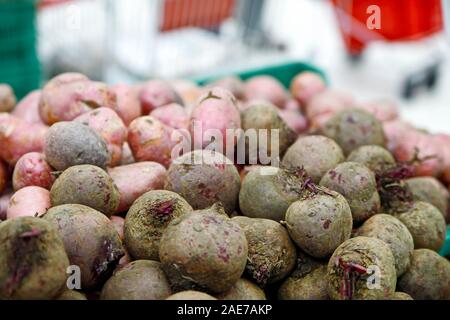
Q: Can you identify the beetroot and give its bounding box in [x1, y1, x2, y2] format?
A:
[159, 205, 248, 293]
[216, 278, 266, 300]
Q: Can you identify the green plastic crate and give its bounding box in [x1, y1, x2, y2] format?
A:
[194, 60, 326, 88]
[195, 59, 450, 257]
[0, 0, 41, 99]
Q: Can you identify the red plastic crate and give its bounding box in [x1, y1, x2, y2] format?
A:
[332, 0, 444, 54]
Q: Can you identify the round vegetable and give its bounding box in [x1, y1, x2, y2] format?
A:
[320, 162, 380, 224]
[124, 190, 192, 260]
[282, 135, 344, 183]
[398, 249, 450, 300]
[151, 103, 189, 130]
[100, 260, 172, 300]
[285, 190, 353, 258]
[347, 145, 396, 173]
[327, 236, 397, 300]
[139, 80, 183, 114]
[7, 186, 50, 219]
[159, 205, 248, 293]
[390, 292, 413, 300]
[239, 166, 306, 222]
[354, 214, 413, 276]
[290, 72, 326, 106]
[109, 83, 142, 126]
[12, 90, 45, 125]
[44, 121, 110, 171]
[405, 177, 448, 216]
[0, 84, 16, 112]
[320, 109, 386, 155]
[56, 290, 87, 300]
[12, 152, 54, 191]
[0, 217, 69, 299]
[243, 76, 288, 108]
[394, 201, 446, 251]
[50, 165, 120, 217]
[166, 291, 217, 300]
[232, 216, 297, 286]
[43, 204, 124, 289]
[216, 278, 266, 300]
[165, 150, 240, 214]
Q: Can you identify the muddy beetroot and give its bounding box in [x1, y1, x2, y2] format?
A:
[159, 205, 248, 293]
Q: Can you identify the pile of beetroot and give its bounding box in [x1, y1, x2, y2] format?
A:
[0, 71, 449, 300]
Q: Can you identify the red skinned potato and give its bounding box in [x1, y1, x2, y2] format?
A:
[290, 72, 326, 106]
[12, 90, 46, 125]
[12, 152, 54, 191]
[6, 186, 50, 219]
[278, 109, 308, 134]
[120, 142, 135, 165]
[108, 162, 167, 213]
[109, 84, 142, 126]
[0, 113, 47, 165]
[75, 107, 127, 167]
[243, 76, 288, 108]
[150, 103, 189, 130]
[393, 131, 443, 177]
[0, 160, 7, 195]
[207, 76, 244, 100]
[39, 73, 117, 125]
[358, 99, 399, 122]
[0, 84, 16, 112]
[128, 116, 182, 168]
[189, 87, 241, 151]
[139, 80, 183, 114]
[382, 120, 416, 152]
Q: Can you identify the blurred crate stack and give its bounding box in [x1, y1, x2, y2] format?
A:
[0, 0, 40, 98]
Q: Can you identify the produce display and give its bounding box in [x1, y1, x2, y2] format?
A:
[0, 69, 449, 301]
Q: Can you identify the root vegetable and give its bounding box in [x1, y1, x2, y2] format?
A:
[240, 101, 296, 162]
[150, 103, 189, 130]
[12, 90, 45, 125]
[405, 177, 448, 216]
[216, 278, 266, 300]
[108, 162, 166, 213]
[354, 214, 414, 276]
[56, 290, 87, 300]
[75, 107, 127, 167]
[50, 165, 120, 217]
[165, 150, 240, 214]
[327, 236, 397, 300]
[119, 142, 135, 165]
[7, 186, 50, 219]
[42, 204, 124, 289]
[110, 216, 125, 240]
[282, 135, 344, 183]
[12, 152, 54, 191]
[243, 76, 288, 108]
[285, 190, 353, 258]
[232, 216, 297, 286]
[398, 249, 450, 300]
[109, 84, 142, 125]
[290, 72, 326, 106]
[159, 205, 248, 293]
[394, 201, 446, 251]
[0, 160, 7, 194]
[139, 80, 183, 114]
[124, 190, 192, 260]
[346, 145, 396, 173]
[358, 100, 399, 122]
[44, 121, 110, 170]
[128, 116, 181, 168]
[0, 84, 16, 112]
[0, 217, 69, 299]
[166, 291, 217, 300]
[0, 191, 12, 220]
[100, 260, 171, 300]
[208, 77, 244, 100]
[320, 109, 386, 155]
[278, 109, 308, 134]
[320, 162, 380, 224]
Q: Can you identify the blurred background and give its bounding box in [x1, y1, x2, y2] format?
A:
[1, 0, 449, 132]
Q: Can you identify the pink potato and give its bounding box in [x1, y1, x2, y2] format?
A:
[0, 160, 7, 195]
[284, 99, 302, 111]
[110, 215, 125, 240]
[305, 90, 354, 120]
[243, 76, 288, 108]
[278, 109, 308, 134]
[109, 84, 142, 126]
[0, 191, 12, 220]
[189, 87, 241, 151]
[12, 90, 46, 125]
[128, 116, 182, 168]
[120, 142, 135, 165]
[382, 120, 416, 152]
[75, 107, 127, 167]
[358, 100, 399, 122]
[39, 73, 117, 125]
[139, 80, 183, 114]
[393, 132, 444, 177]
[150, 103, 189, 130]
[0, 113, 47, 165]
[108, 161, 167, 213]
[12, 152, 54, 191]
[290, 72, 326, 106]
[6, 186, 50, 219]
